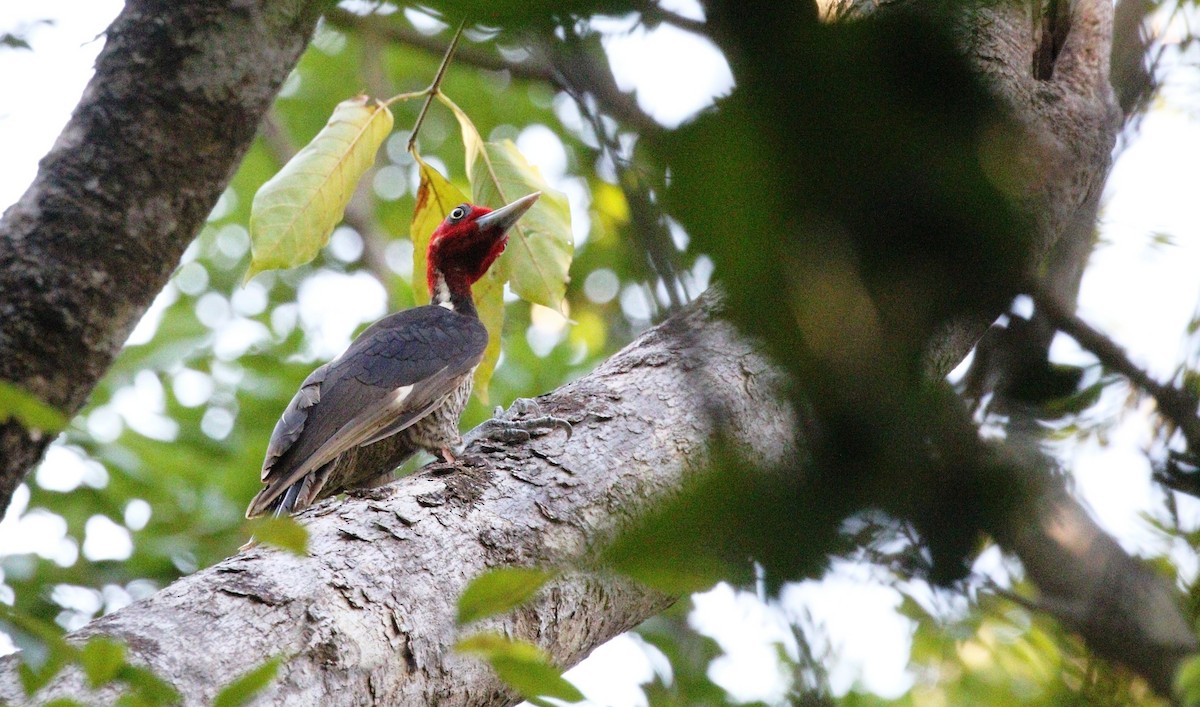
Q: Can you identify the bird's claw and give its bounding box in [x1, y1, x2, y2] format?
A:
[464, 398, 572, 448]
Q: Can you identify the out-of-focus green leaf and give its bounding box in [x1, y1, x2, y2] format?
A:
[1, 33, 33, 50]
[19, 659, 64, 698]
[604, 445, 826, 596]
[80, 637, 127, 688]
[2, 607, 72, 696]
[440, 93, 573, 311]
[456, 632, 584, 703]
[247, 516, 309, 555]
[457, 567, 555, 625]
[213, 656, 283, 707]
[0, 380, 67, 433]
[409, 153, 503, 403]
[246, 95, 393, 282]
[115, 664, 181, 706]
[1176, 654, 1200, 706]
[638, 607, 727, 707]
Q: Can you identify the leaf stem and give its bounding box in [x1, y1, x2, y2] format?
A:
[382, 90, 427, 105]
[384, 21, 465, 152]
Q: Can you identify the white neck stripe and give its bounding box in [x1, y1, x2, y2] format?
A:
[431, 271, 452, 307]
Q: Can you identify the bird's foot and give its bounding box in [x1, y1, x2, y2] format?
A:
[464, 398, 572, 448]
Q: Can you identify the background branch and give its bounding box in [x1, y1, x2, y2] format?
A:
[1036, 291, 1200, 451]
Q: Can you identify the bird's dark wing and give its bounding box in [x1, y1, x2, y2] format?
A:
[246, 306, 487, 517]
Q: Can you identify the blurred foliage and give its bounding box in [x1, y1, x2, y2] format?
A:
[890, 592, 1168, 706]
[456, 632, 585, 704]
[4, 0, 1200, 705]
[0, 381, 67, 434]
[638, 604, 733, 707]
[456, 566, 555, 625]
[212, 657, 284, 707]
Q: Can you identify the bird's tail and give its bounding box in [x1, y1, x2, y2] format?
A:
[239, 479, 306, 551]
[245, 462, 332, 518]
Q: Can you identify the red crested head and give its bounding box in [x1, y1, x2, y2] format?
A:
[426, 192, 540, 308]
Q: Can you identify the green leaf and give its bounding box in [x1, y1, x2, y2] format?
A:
[457, 567, 555, 625]
[247, 516, 309, 555]
[1, 33, 33, 50]
[19, 659, 65, 699]
[603, 444, 826, 595]
[1, 606, 74, 696]
[80, 637, 127, 688]
[246, 95, 393, 282]
[439, 93, 573, 311]
[1176, 654, 1200, 706]
[0, 380, 67, 433]
[115, 664, 180, 706]
[409, 152, 503, 404]
[456, 633, 584, 703]
[214, 656, 283, 707]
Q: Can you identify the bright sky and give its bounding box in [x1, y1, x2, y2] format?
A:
[2, 2, 1199, 705]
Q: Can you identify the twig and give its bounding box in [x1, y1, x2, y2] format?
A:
[1035, 291, 1200, 451]
[328, 8, 662, 136]
[402, 21, 464, 152]
[325, 8, 556, 84]
[636, 2, 708, 35]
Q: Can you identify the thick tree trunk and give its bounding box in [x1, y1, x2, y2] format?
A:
[0, 0, 323, 511]
[0, 292, 798, 705]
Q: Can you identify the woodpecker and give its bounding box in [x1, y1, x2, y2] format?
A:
[246, 192, 542, 517]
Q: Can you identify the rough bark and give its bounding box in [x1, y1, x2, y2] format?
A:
[0, 292, 797, 705]
[0, 0, 324, 511]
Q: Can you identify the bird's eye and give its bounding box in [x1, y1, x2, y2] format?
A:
[449, 206, 467, 221]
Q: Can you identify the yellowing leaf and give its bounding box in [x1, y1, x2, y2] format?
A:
[592, 181, 630, 241]
[471, 268, 504, 406]
[410, 153, 503, 403]
[410, 154, 471, 305]
[457, 567, 555, 625]
[246, 96, 393, 282]
[456, 633, 584, 703]
[440, 94, 573, 311]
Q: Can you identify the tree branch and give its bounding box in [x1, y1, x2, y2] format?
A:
[636, 3, 708, 36]
[1035, 291, 1200, 452]
[0, 291, 797, 705]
